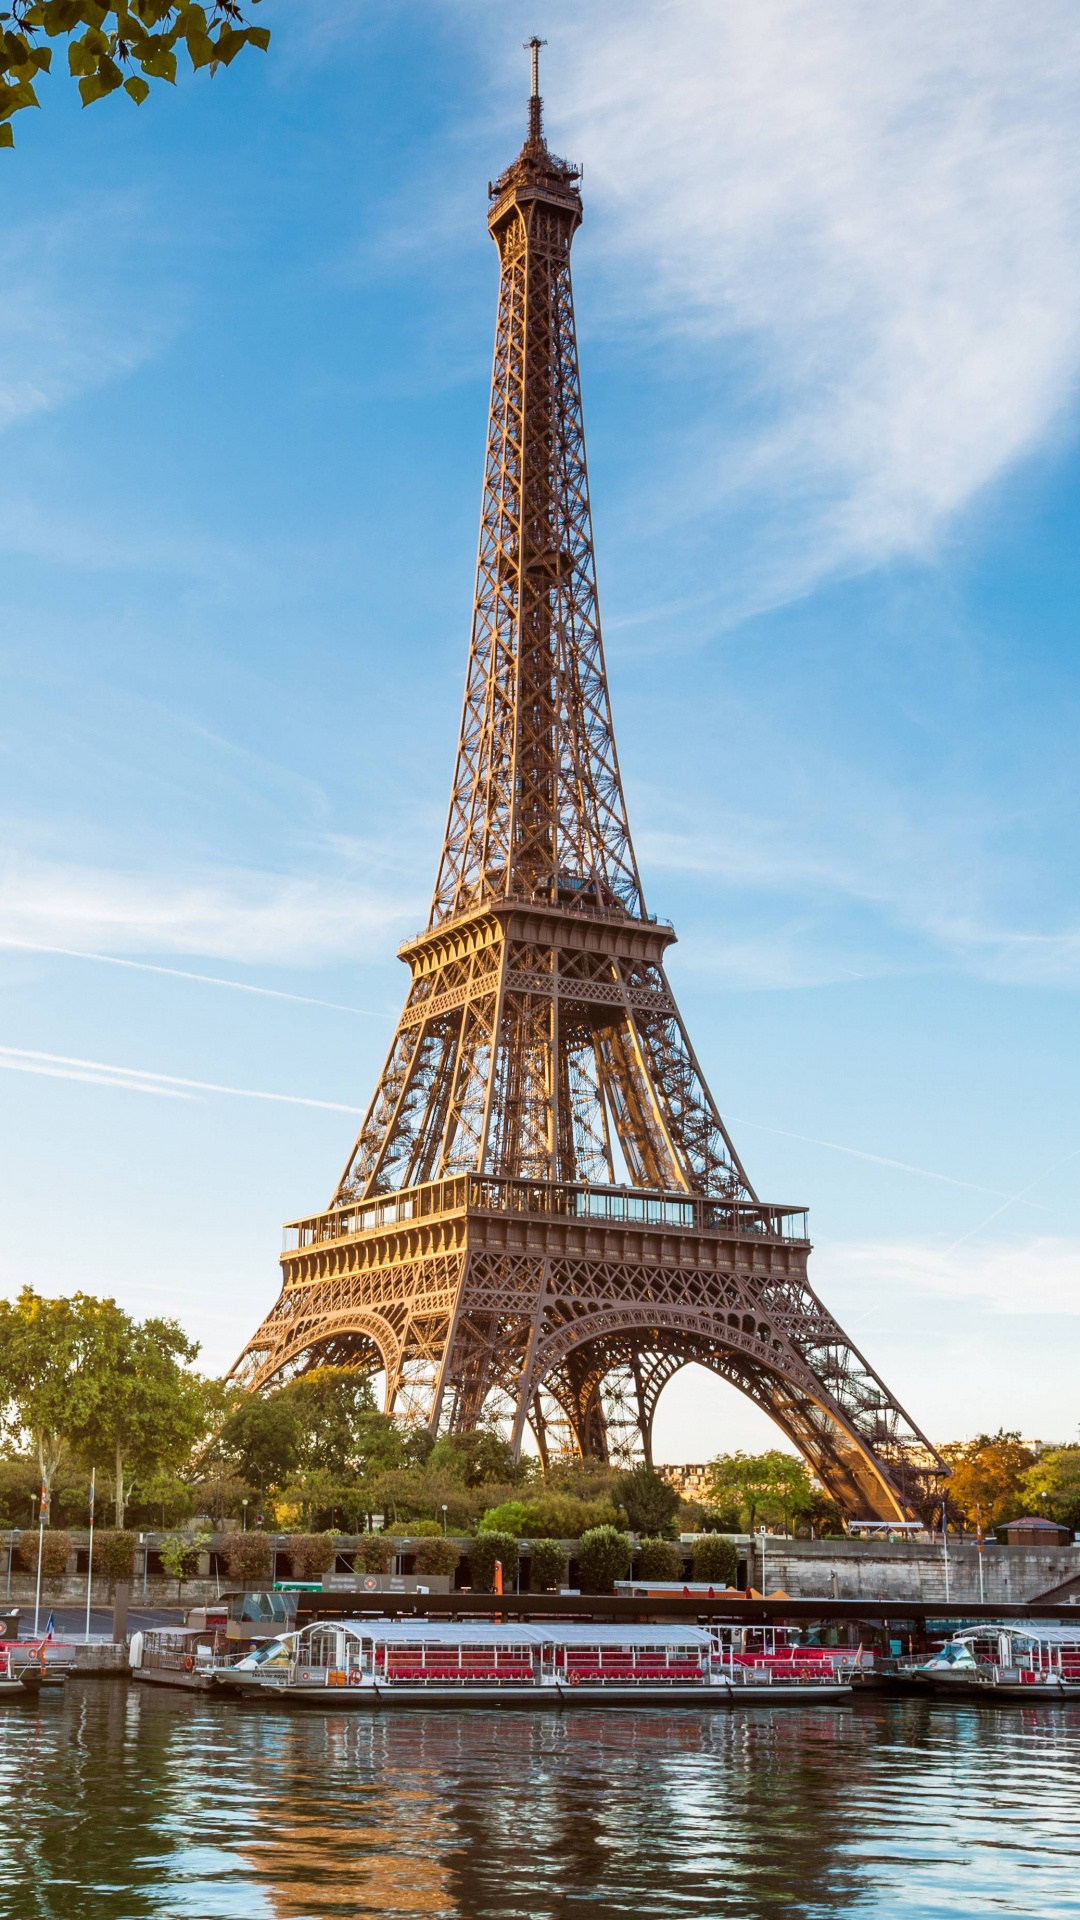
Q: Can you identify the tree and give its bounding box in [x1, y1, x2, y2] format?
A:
[704, 1450, 816, 1533]
[939, 1431, 1038, 1529]
[60, 1300, 212, 1525]
[1019, 1446, 1080, 1531]
[636, 1538, 683, 1580]
[0, 2, 269, 148]
[691, 1535, 738, 1585]
[467, 1532, 519, 1591]
[616, 1466, 680, 1538]
[577, 1526, 632, 1594]
[158, 1530, 210, 1599]
[527, 1539, 567, 1592]
[0, 1289, 107, 1519]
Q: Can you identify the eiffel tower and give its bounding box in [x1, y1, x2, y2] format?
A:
[233, 45, 943, 1519]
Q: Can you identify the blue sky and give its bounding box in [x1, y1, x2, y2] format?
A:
[2, 1, 1078, 1460]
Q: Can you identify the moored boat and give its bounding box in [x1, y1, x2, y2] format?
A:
[213, 1617, 853, 1707]
[910, 1624, 1080, 1700]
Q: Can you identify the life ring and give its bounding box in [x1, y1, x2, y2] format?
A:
[183, 1655, 195, 1672]
[363, 1576, 378, 1592]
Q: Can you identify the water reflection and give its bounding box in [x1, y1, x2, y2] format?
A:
[1, 1682, 1078, 1919]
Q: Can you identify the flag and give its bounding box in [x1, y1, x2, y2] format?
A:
[39, 1482, 47, 1520]
[44, 1612, 54, 1640]
[88, 1468, 95, 1519]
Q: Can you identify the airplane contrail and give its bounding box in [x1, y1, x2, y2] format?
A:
[0, 1045, 364, 1114]
[0, 937, 384, 1017]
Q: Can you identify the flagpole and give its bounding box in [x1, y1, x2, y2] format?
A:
[85, 1468, 96, 1640]
[33, 1481, 46, 1637]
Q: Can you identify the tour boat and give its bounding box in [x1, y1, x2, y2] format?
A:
[213, 1618, 854, 1707]
[130, 1618, 239, 1691]
[911, 1624, 1080, 1699]
[0, 1644, 47, 1699]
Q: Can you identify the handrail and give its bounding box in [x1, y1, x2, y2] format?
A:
[283, 1175, 808, 1251]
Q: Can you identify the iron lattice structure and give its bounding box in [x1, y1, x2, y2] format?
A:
[233, 68, 944, 1519]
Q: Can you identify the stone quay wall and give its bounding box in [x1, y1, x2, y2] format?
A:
[742, 1536, 1080, 1604]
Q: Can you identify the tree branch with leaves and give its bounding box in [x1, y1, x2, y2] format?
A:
[0, 0, 269, 146]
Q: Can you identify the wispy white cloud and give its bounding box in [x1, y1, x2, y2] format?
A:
[822, 1235, 1080, 1318]
[487, 1, 1080, 610]
[0, 855, 417, 967]
[0, 1045, 364, 1114]
[0, 938, 383, 1016]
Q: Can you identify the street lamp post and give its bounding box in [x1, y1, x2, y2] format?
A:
[441, 1504, 448, 1536]
[242, 1500, 248, 1533]
[758, 1526, 767, 1595]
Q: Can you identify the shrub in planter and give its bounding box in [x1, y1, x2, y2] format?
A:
[223, 1532, 274, 1584]
[91, 1531, 137, 1583]
[287, 1533, 337, 1580]
[402, 1519, 443, 1538]
[17, 1529, 72, 1581]
[636, 1537, 683, 1581]
[526, 1538, 567, 1592]
[159, 1532, 211, 1598]
[578, 1525, 632, 1594]
[354, 1537, 396, 1576]
[691, 1535, 739, 1586]
[413, 1538, 460, 1578]
[467, 1531, 519, 1590]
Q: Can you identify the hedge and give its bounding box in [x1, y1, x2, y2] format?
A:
[636, 1537, 683, 1581]
[286, 1533, 337, 1579]
[222, 1532, 274, 1583]
[17, 1530, 71, 1580]
[91, 1531, 137, 1582]
[578, 1526, 633, 1594]
[468, 1532, 520, 1589]
[412, 1538, 460, 1578]
[526, 1538, 567, 1592]
[691, 1535, 739, 1585]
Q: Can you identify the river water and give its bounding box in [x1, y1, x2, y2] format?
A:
[3, 1680, 1079, 1919]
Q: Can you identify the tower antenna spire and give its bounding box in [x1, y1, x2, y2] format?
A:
[525, 34, 546, 142]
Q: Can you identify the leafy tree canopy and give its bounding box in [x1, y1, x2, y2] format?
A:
[616, 1465, 680, 1538]
[939, 1430, 1039, 1528]
[704, 1449, 817, 1532]
[1019, 1445, 1080, 1530]
[0, 1, 269, 147]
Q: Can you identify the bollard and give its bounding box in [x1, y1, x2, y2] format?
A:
[112, 1582, 130, 1646]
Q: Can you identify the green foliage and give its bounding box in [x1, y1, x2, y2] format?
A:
[577, 1525, 632, 1594]
[527, 1538, 567, 1592]
[704, 1450, 816, 1532]
[286, 1532, 337, 1579]
[0, 1452, 44, 1528]
[477, 1501, 530, 1535]
[0, 2, 270, 146]
[691, 1535, 739, 1585]
[353, 1537, 395, 1576]
[222, 1530, 273, 1584]
[159, 1530, 210, 1595]
[477, 1491, 619, 1539]
[215, 1369, 386, 1489]
[16, 1528, 71, 1579]
[467, 1531, 519, 1590]
[1020, 1446, 1080, 1529]
[0, 1289, 214, 1528]
[616, 1466, 680, 1538]
[636, 1537, 683, 1580]
[91, 1530, 136, 1581]
[940, 1431, 1039, 1528]
[412, 1538, 460, 1578]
